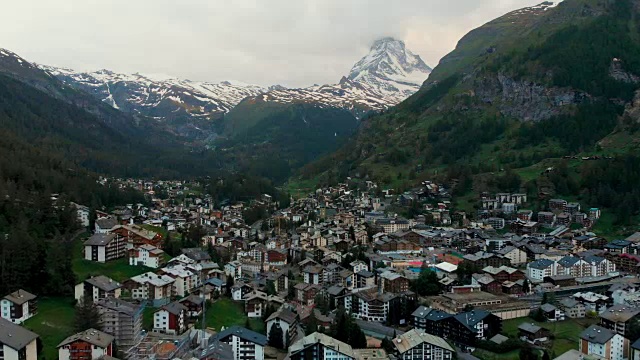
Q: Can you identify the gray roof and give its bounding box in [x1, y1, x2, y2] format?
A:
[266, 307, 298, 325]
[540, 304, 558, 313]
[411, 305, 432, 319]
[580, 325, 615, 344]
[490, 334, 509, 345]
[215, 326, 268, 346]
[96, 297, 140, 316]
[557, 256, 580, 268]
[394, 329, 453, 354]
[600, 304, 640, 322]
[58, 328, 114, 348]
[3, 289, 36, 305]
[180, 294, 205, 306]
[201, 340, 234, 360]
[85, 275, 121, 292]
[95, 217, 118, 230]
[558, 298, 581, 308]
[326, 285, 346, 296]
[0, 317, 39, 350]
[356, 270, 374, 278]
[161, 301, 187, 315]
[290, 332, 355, 358]
[518, 323, 543, 334]
[528, 259, 555, 270]
[453, 310, 493, 332]
[84, 233, 117, 246]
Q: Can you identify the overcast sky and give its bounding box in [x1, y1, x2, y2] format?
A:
[1, 0, 542, 87]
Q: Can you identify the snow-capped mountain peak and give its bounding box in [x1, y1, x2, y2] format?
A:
[346, 37, 432, 103]
[250, 37, 432, 114]
[36, 36, 430, 130]
[38, 64, 268, 121]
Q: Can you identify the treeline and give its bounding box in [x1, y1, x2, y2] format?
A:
[0, 131, 147, 296]
[204, 172, 290, 207]
[500, 0, 640, 101]
[425, 115, 509, 164]
[579, 155, 640, 225]
[516, 102, 621, 153]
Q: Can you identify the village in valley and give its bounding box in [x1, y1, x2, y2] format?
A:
[3, 174, 640, 360]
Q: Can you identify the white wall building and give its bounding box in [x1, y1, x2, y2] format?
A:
[0, 317, 39, 360]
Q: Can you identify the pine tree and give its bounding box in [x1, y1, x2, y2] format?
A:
[268, 324, 284, 349]
[74, 298, 102, 332]
[306, 311, 319, 335]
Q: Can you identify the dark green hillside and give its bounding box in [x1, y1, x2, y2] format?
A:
[216, 102, 358, 182]
[300, 0, 640, 182]
[0, 73, 220, 178]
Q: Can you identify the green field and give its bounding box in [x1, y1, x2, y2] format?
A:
[23, 297, 76, 360]
[73, 257, 151, 282]
[202, 298, 265, 334]
[475, 317, 599, 360]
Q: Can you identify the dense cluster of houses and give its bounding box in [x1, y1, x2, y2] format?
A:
[7, 176, 640, 360]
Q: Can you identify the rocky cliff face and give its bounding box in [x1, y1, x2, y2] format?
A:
[473, 73, 590, 122]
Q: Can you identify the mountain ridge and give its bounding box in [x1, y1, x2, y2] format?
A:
[297, 0, 639, 189]
[36, 37, 431, 139]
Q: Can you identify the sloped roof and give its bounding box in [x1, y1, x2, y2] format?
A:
[580, 325, 615, 344]
[214, 326, 268, 346]
[0, 317, 38, 350]
[58, 328, 114, 348]
[289, 332, 355, 358]
[393, 329, 453, 354]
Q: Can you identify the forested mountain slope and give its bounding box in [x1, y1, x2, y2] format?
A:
[301, 0, 640, 184]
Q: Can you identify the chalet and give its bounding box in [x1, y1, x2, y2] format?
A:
[58, 328, 114, 360]
[580, 325, 625, 360]
[462, 252, 511, 268]
[303, 265, 323, 285]
[0, 317, 39, 360]
[213, 326, 267, 360]
[244, 291, 269, 318]
[600, 304, 640, 339]
[472, 274, 501, 294]
[420, 309, 501, 347]
[179, 294, 205, 318]
[605, 240, 633, 254]
[502, 280, 524, 295]
[84, 233, 126, 263]
[540, 303, 565, 322]
[74, 276, 121, 304]
[289, 332, 355, 360]
[153, 302, 187, 335]
[0, 289, 37, 324]
[496, 246, 527, 265]
[380, 271, 410, 293]
[355, 270, 375, 289]
[94, 216, 118, 234]
[266, 307, 299, 347]
[568, 203, 581, 214]
[111, 224, 163, 248]
[518, 323, 550, 344]
[160, 264, 200, 297]
[231, 282, 253, 301]
[128, 244, 165, 268]
[180, 248, 211, 263]
[558, 298, 586, 319]
[124, 272, 174, 307]
[482, 266, 524, 282]
[393, 330, 455, 360]
[294, 283, 320, 306]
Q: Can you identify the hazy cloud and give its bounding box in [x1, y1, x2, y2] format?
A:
[1, 0, 540, 87]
